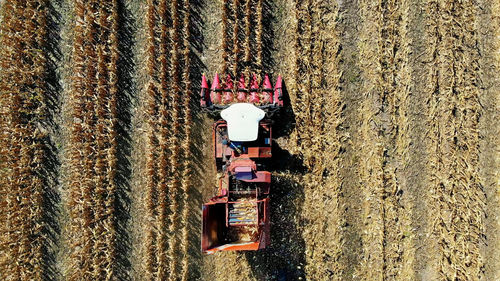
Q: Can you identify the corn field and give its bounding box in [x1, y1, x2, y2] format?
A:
[0, 0, 499, 280]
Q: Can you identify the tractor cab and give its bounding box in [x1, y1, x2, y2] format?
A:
[221, 103, 265, 142]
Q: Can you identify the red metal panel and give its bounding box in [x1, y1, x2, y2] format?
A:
[201, 205, 210, 252]
[248, 147, 259, 158]
[261, 198, 271, 248]
[204, 242, 260, 254]
[259, 147, 272, 158]
[214, 121, 227, 159]
[242, 171, 271, 183]
[216, 142, 223, 158]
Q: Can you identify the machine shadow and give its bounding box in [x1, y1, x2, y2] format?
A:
[181, 0, 206, 279]
[261, 0, 275, 75]
[244, 144, 307, 280]
[113, 1, 136, 279]
[272, 79, 295, 139]
[244, 1, 305, 279]
[40, 1, 62, 280]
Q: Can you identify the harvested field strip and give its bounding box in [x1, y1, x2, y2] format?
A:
[291, 0, 344, 170]
[379, 0, 415, 279]
[425, 0, 485, 279]
[356, 0, 385, 279]
[289, 0, 345, 279]
[355, 0, 415, 279]
[140, 0, 192, 279]
[213, 252, 255, 281]
[0, 1, 57, 280]
[66, 0, 120, 279]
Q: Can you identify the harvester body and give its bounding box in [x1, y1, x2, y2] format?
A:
[200, 73, 282, 254]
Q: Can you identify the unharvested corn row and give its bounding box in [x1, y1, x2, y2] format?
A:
[221, 0, 263, 77]
[140, 0, 194, 279]
[0, 1, 56, 280]
[179, 0, 192, 279]
[67, 0, 120, 279]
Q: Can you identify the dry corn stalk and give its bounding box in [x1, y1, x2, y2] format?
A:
[0, 0, 56, 279]
[66, 0, 121, 279]
[140, 0, 194, 279]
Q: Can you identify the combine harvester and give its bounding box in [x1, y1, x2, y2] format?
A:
[200, 73, 283, 254]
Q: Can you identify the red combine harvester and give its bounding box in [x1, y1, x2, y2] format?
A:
[200, 73, 283, 254]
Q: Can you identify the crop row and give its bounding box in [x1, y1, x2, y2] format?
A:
[66, 0, 120, 280]
[141, 0, 192, 280]
[0, 1, 55, 280]
[221, 0, 263, 78]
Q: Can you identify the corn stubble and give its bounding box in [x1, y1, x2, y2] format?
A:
[66, 0, 120, 279]
[425, 0, 485, 279]
[354, 0, 385, 279]
[489, 1, 500, 278]
[354, 0, 416, 280]
[286, 0, 345, 279]
[0, 1, 55, 280]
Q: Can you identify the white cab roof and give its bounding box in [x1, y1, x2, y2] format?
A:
[221, 103, 265, 142]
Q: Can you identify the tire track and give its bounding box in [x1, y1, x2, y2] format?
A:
[355, 1, 385, 278]
[380, 0, 415, 279]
